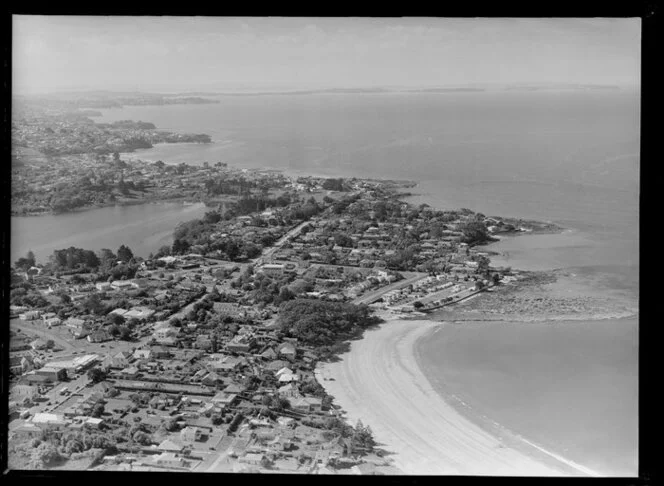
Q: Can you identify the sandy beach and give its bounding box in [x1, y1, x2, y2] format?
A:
[315, 318, 599, 476]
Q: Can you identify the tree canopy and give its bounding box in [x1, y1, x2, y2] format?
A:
[117, 244, 134, 263]
[277, 299, 381, 347]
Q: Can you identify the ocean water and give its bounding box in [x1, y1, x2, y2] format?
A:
[14, 91, 638, 474]
[417, 318, 638, 476]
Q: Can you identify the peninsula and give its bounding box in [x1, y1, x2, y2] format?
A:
[9, 154, 567, 474]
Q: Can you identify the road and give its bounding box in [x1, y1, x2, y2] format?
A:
[167, 293, 210, 323]
[352, 272, 428, 306]
[254, 220, 311, 265]
[11, 318, 78, 352]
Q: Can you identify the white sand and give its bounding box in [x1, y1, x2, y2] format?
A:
[315, 319, 595, 476]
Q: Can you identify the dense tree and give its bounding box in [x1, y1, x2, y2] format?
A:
[29, 442, 63, 469]
[278, 299, 382, 348]
[459, 220, 492, 245]
[98, 248, 117, 268]
[87, 368, 107, 384]
[351, 420, 376, 452]
[91, 404, 105, 418]
[14, 250, 36, 270]
[117, 244, 134, 263]
[51, 247, 100, 270]
[322, 178, 346, 191]
[118, 326, 132, 341]
[82, 294, 108, 315]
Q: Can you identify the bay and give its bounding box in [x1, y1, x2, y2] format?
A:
[11, 202, 208, 264]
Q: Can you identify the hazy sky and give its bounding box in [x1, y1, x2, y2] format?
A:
[12, 16, 641, 93]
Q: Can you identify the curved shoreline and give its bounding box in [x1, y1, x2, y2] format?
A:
[315, 319, 599, 476]
[412, 322, 605, 477]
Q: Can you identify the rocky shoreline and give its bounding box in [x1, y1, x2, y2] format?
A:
[431, 269, 638, 323]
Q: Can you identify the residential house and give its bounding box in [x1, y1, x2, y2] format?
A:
[110, 280, 138, 291]
[95, 282, 113, 291]
[208, 355, 245, 373]
[290, 396, 323, 413]
[211, 391, 238, 408]
[277, 342, 297, 361]
[226, 334, 255, 353]
[264, 360, 288, 372]
[259, 347, 277, 360]
[195, 334, 213, 350]
[259, 264, 284, 276]
[64, 317, 86, 329]
[212, 302, 242, 318]
[241, 453, 269, 466]
[278, 373, 298, 384]
[223, 383, 246, 395]
[133, 349, 152, 361]
[201, 372, 224, 387]
[153, 323, 179, 340]
[10, 423, 42, 440]
[278, 383, 301, 399]
[180, 426, 205, 443]
[87, 330, 112, 343]
[123, 307, 155, 321]
[19, 310, 42, 321]
[102, 352, 127, 370]
[43, 317, 62, 328]
[157, 439, 185, 453]
[29, 338, 49, 351]
[150, 346, 172, 359]
[118, 366, 140, 379]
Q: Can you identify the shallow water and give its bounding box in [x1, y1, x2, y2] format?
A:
[417, 318, 638, 476]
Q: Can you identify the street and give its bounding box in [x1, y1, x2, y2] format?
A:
[352, 272, 428, 305]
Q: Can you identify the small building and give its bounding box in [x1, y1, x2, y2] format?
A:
[278, 383, 301, 399]
[30, 339, 49, 351]
[158, 439, 184, 453]
[133, 349, 152, 361]
[259, 347, 277, 360]
[64, 317, 87, 329]
[212, 302, 242, 318]
[35, 366, 68, 382]
[111, 280, 138, 290]
[211, 391, 238, 408]
[201, 372, 224, 387]
[241, 453, 269, 465]
[259, 264, 285, 276]
[43, 317, 62, 328]
[19, 310, 42, 321]
[290, 396, 323, 413]
[277, 342, 297, 361]
[123, 307, 155, 321]
[278, 373, 298, 384]
[150, 346, 172, 359]
[180, 426, 205, 443]
[226, 335, 255, 353]
[119, 366, 140, 379]
[87, 330, 112, 343]
[31, 412, 68, 429]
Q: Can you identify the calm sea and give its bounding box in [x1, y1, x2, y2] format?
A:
[11, 202, 208, 263]
[13, 91, 639, 474]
